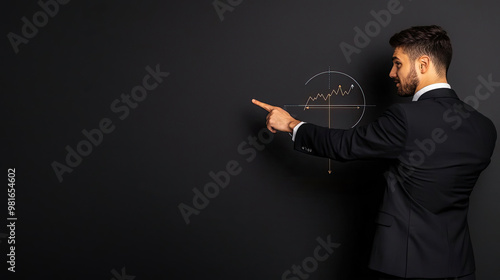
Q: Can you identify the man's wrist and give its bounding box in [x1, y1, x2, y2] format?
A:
[288, 119, 301, 132]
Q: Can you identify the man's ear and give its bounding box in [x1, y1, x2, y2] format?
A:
[418, 55, 431, 73]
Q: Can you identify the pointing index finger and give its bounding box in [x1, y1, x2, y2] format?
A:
[252, 99, 274, 112]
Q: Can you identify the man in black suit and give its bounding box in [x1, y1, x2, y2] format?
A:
[253, 25, 496, 280]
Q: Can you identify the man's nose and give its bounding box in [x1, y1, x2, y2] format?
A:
[389, 67, 397, 79]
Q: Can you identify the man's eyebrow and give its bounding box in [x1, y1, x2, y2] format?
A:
[392, 56, 400, 61]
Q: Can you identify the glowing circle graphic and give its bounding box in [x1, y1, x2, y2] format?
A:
[285, 70, 371, 129]
[284, 69, 375, 173]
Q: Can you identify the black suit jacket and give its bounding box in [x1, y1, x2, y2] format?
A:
[294, 88, 496, 278]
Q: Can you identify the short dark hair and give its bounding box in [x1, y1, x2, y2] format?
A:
[389, 25, 452, 76]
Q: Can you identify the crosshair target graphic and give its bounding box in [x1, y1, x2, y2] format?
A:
[285, 70, 373, 129]
[284, 69, 375, 173]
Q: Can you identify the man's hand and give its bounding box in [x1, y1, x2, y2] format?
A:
[252, 99, 301, 133]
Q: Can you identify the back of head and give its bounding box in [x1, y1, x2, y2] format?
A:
[390, 25, 453, 77]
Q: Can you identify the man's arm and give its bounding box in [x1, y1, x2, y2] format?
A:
[295, 105, 407, 161]
[253, 99, 408, 161]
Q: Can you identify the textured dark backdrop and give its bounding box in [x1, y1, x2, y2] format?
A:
[2, 0, 499, 279]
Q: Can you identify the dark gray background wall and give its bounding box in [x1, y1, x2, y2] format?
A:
[2, 0, 499, 279]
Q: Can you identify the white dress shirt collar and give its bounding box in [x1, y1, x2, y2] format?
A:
[412, 83, 451, 101]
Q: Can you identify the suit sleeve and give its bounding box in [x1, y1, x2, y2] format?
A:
[294, 104, 407, 161]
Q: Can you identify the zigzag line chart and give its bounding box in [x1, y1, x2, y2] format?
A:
[284, 68, 376, 173]
[304, 84, 354, 110]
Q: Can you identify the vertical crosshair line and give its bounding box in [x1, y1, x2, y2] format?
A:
[328, 67, 332, 174]
[328, 66, 331, 128]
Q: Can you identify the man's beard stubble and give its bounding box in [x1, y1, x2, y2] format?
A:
[397, 67, 419, 97]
